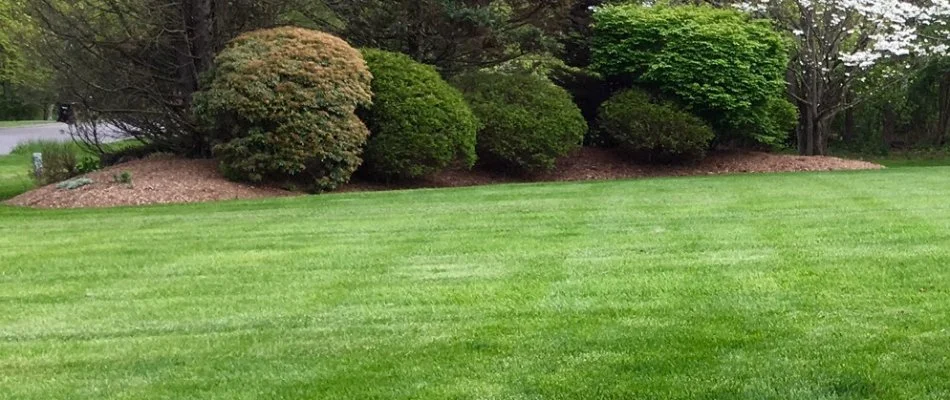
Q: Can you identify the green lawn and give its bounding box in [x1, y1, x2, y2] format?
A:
[0, 120, 53, 129]
[0, 152, 33, 200]
[2, 167, 950, 399]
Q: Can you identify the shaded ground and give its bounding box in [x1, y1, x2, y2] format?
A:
[340, 148, 883, 192]
[6, 155, 295, 209]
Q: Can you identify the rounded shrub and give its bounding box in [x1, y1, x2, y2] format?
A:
[193, 27, 373, 192]
[591, 5, 790, 146]
[359, 49, 477, 180]
[597, 89, 714, 162]
[452, 72, 587, 173]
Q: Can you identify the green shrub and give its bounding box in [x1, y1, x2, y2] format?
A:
[755, 95, 800, 147]
[193, 27, 373, 192]
[113, 171, 132, 185]
[16, 140, 81, 185]
[76, 156, 101, 174]
[597, 89, 714, 161]
[452, 72, 587, 173]
[591, 5, 792, 146]
[359, 49, 477, 180]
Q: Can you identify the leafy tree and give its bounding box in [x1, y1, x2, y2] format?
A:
[736, 0, 950, 155]
[27, 0, 292, 155]
[591, 5, 795, 147]
[315, 0, 575, 73]
[0, 0, 53, 120]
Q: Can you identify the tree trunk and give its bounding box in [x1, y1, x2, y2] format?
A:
[797, 109, 807, 155]
[843, 91, 855, 143]
[883, 105, 897, 148]
[816, 119, 829, 155]
[938, 71, 950, 146]
[804, 105, 816, 155]
[192, 0, 215, 75]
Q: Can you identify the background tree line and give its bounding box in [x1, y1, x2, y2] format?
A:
[1, 0, 948, 157]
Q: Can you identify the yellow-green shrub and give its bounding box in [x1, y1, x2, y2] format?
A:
[194, 27, 372, 192]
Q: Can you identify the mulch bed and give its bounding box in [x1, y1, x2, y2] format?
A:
[338, 148, 884, 192]
[6, 148, 883, 209]
[5, 155, 296, 209]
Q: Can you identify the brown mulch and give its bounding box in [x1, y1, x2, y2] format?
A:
[5, 155, 297, 209]
[6, 149, 883, 209]
[338, 148, 884, 192]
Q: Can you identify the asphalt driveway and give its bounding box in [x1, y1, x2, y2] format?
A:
[0, 123, 72, 155]
[0, 123, 123, 155]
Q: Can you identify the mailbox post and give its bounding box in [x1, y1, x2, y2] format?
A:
[33, 153, 43, 180]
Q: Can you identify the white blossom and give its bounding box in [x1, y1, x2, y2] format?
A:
[736, 0, 950, 69]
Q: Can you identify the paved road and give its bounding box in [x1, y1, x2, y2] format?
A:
[0, 123, 121, 155]
[0, 123, 73, 155]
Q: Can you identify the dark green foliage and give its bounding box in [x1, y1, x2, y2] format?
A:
[112, 171, 132, 185]
[598, 89, 714, 161]
[359, 49, 477, 180]
[758, 95, 800, 147]
[317, 1, 573, 73]
[550, 68, 617, 146]
[591, 5, 793, 146]
[453, 72, 587, 173]
[193, 27, 373, 192]
[76, 156, 100, 174]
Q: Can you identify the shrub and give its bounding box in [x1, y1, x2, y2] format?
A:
[358, 49, 477, 180]
[193, 27, 373, 192]
[15, 140, 81, 185]
[591, 5, 792, 146]
[76, 156, 101, 174]
[597, 89, 714, 162]
[113, 171, 132, 185]
[452, 72, 587, 173]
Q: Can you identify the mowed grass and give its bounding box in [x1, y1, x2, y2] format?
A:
[2, 168, 950, 399]
[0, 140, 139, 200]
[0, 152, 34, 200]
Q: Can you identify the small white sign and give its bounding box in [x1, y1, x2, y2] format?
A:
[33, 153, 43, 178]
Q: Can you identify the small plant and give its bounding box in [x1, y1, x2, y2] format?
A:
[113, 171, 133, 185]
[21, 141, 81, 185]
[76, 156, 101, 174]
[56, 177, 93, 190]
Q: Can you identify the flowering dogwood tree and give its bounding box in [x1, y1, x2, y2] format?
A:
[736, 0, 950, 155]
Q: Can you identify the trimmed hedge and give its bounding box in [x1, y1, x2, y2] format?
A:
[597, 89, 714, 162]
[193, 27, 372, 192]
[453, 72, 587, 173]
[591, 5, 794, 146]
[359, 49, 477, 180]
